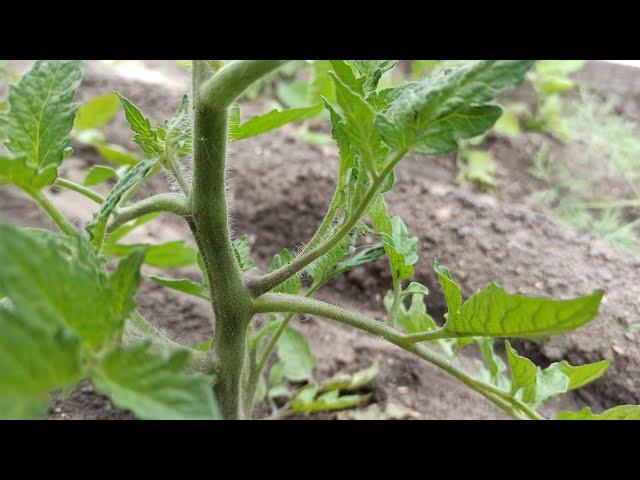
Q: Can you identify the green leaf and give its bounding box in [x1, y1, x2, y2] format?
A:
[476, 338, 510, 390]
[433, 259, 463, 319]
[75, 93, 120, 131]
[291, 384, 369, 413]
[375, 60, 534, 154]
[93, 343, 220, 420]
[106, 212, 160, 244]
[395, 292, 438, 334]
[458, 149, 497, 189]
[84, 165, 117, 186]
[165, 95, 192, 163]
[1, 60, 83, 190]
[105, 240, 198, 268]
[0, 153, 57, 193]
[332, 246, 385, 277]
[276, 326, 315, 382]
[276, 79, 310, 108]
[115, 92, 164, 158]
[229, 105, 322, 141]
[556, 359, 610, 390]
[95, 143, 141, 166]
[85, 159, 156, 246]
[321, 361, 380, 393]
[0, 308, 82, 419]
[446, 282, 603, 337]
[504, 340, 537, 403]
[270, 249, 301, 294]
[370, 198, 418, 282]
[109, 248, 147, 324]
[493, 108, 521, 137]
[148, 275, 208, 300]
[0, 225, 126, 351]
[556, 405, 640, 420]
[232, 235, 255, 272]
[330, 71, 389, 173]
[350, 60, 398, 95]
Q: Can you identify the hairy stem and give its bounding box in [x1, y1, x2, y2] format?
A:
[54, 178, 105, 204]
[125, 310, 214, 374]
[252, 293, 544, 420]
[33, 192, 77, 236]
[248, 150, 407, 296]
[191, 61, 284, 419]
[106, 193, 189, 233]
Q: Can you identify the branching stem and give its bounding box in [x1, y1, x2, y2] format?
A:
[54, 178, 105, 204]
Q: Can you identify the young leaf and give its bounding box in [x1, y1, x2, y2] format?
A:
[276, 326, 315, 382]
[375, 60, 534, 154]
[291, 384, 370, 413]
[165, 95, 193, 163]
[505, 340, 538, 403]
[115, 92, 164, 158]
[232, 235, 255, 272]
[556, 405, 640, 420]
[106, 212, 160, 244]
[84, 165, 117, 186]
[148, 275, 209, 300]
[74, 92, 120, 131]
[370, 199, 418, 282]
[395, 293, 438, 334]
[349, 60, 398, 95]
[321, 361, 380, 393]
[85, 159, 156, 246]
[433, 259, 462, 318]
[229, 105, 322, 141]
[93, 343, 220, 420]
[1, 61, 82, 178]
[447, 283, 603, 337]
[458, 149, 497, 189]
[0, 153, 57, 193]
[332, 246, 385, 278]
[476, 338, 510, 390]
[270, 249, 301, 294]
[109, 248, 148, 323]
[555, 359, 610, 391]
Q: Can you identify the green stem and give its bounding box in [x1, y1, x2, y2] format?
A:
[33, 192, 77, 236]
[387, 278, 402, 327]
[248, 150, 407, 296]
[125, 310, 214, 374]
[252, 293, 544, 420]
[106, 193, 189, 233]
[191, 61, 284, 419]
[54, 178, 105, 204]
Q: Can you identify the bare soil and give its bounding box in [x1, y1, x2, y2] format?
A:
[2, 60, 639, 420]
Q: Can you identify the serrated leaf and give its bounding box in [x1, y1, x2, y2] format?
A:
[476, 338, 510, 390]
[74, 92, 120, 131]
[556, 359, 610, 390]
[556, 405, 640, 420]
[330, 71, 389, 173]
[84, 165, 117, 186]
[149, 275, 208, 300]
[270, 248, 301, 294]
[232, 235, 255, 272]
[229, 105, 322, 141]
[85, 159, 156, 247]
[0, 308, 82, 419]
[116, 92, 164, 159]
[395, 292, 438, 334]
[0, 153, 57, 193]
[165, 95, 192, 162]
[332, 246, 385, 278]
[375, 60, 533, 154]
[276, 326, 315, 382]
[446, 282, 603, 337]
[93, 343, 220, 420]
[1, 60, 82, 190]
[350, 60, 398, 95]
[104, 240, 198, 268]
[370, 198, 418, 282]
[0, 224, 127, 351]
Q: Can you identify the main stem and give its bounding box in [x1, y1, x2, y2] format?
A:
[192, 63, 252, 419]
[191, 61, 285, 419]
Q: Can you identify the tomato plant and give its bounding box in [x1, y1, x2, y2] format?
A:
[1, 60, 638, 420]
